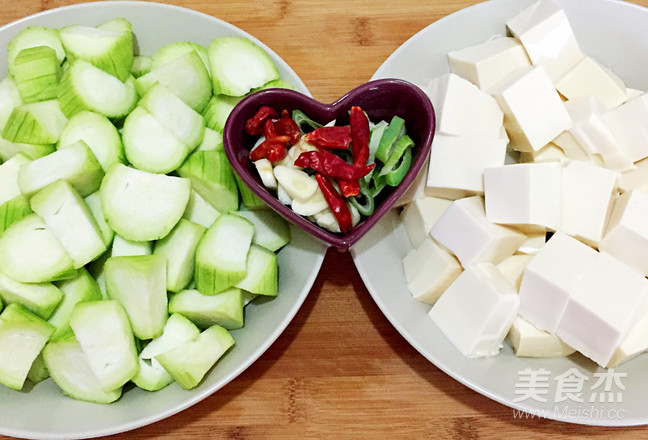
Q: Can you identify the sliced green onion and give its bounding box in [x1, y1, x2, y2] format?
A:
[291, 109, 322, 135]
[367, 121, 388, 161]
[364, 121, 388, 183]
[349, 178, 375, 216]
[379, 134, 413, 177]
[385, 147, 412, 186]
[375, 115, 405, 163]
[369, 173, 387, 198]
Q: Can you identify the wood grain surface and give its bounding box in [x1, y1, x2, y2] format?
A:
[2, 0, 648, 438]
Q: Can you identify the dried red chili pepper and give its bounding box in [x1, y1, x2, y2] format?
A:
[294, 150, 374, 181]
[350, 106, 370, 166]
[249, 135, 290, 161]
[303, 126, 351, 150]
[264, 141, 287, 162]
[338, 180, 360, 198]
[315, 173, 352, 233]
[262, 118, 278, 139]
[245, 106, 279, 136]
[249, 144, 267, 161]
[275, 109, 301, 145]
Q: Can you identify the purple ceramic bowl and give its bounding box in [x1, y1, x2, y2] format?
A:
[223, 78, 435, 250]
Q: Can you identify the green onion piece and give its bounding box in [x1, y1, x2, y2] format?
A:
[379, 134, 414, 177]
[385, 147, 412, 186]
[349, 179, 375, 216]
[364, 121, 388, 183]
[291, 109, 322, 135]
[375, 115, 405, 163]
[369, 173, 388, 198]
[368, 121, 388, 160]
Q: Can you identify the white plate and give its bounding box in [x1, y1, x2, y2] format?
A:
[0, 2, 326, 439]
[354, 0, 648, 426]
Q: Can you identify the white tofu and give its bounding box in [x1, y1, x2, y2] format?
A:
[394, 156, 428, 208]
[425, 73, 503, 138]
[484, 163, 562, 230]
[518, 231, 598, 333]
[560, 160, 619, 247]
[607, 316, 648, 368]
[506, 0, 583, 83]
[400, 196, 452, 248]
[402, 238, 462, 304]
[447, 36, 531, 92]
[499, 125, 510, 143]
[619, 156, 648, 194]
[600, 189, 648, 276]
[506, 315, 575, 358]
[516, 229, 547, 255]
[556, 251, 648, 367]
[429, 263, 519, 357]
[430, 196, 527, 267]
[496, 254, 534, 291]
[556, 56, 627, 111]
[564, 97, 633, 172]
[425, 135, 507, 200]
[603, 93, 648, 163]
[551, 131, 591, 163]
[519, 142, 568, 164]
[492, 66, 571, 152]
[625, 88, 645, 101]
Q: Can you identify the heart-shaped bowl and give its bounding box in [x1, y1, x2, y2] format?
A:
[223, 78, 435, 250]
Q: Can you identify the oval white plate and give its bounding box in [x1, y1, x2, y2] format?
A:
[354, 0, 648, 426]
[0, 2, 326, 439]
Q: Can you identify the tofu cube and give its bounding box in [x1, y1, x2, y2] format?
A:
[425, 134, 507, 200]
[556, 56, 627, 111]
[506, 0, 583, 83]
[603, 93, 648, 163]
[516, 229, 547, 255]
[429, 263, 519, 357]
[425, 73, 503, 138]
[506, 315, 575, 358]
[556, 251, 648, 367]
[492, 66, 571, 152]
[519, 143, 568, 164]
[552, 131, 591, 163]
[448, 36, 531, 92]
[400, 196, 452, 248]
[600, 189, 648, 276]
[430, 196, 527, 267]
[484, 162, 562, 230]
[496, 254, 534, 291]
[626, 88, 645, 101]
[560, 160, 619, 247]
[564, 97, 633, 172]
[619, 156, 648, 194]
[607, 316, 648, 368]
[402, 238, 462, 304]
[518, 231, 598, 333]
